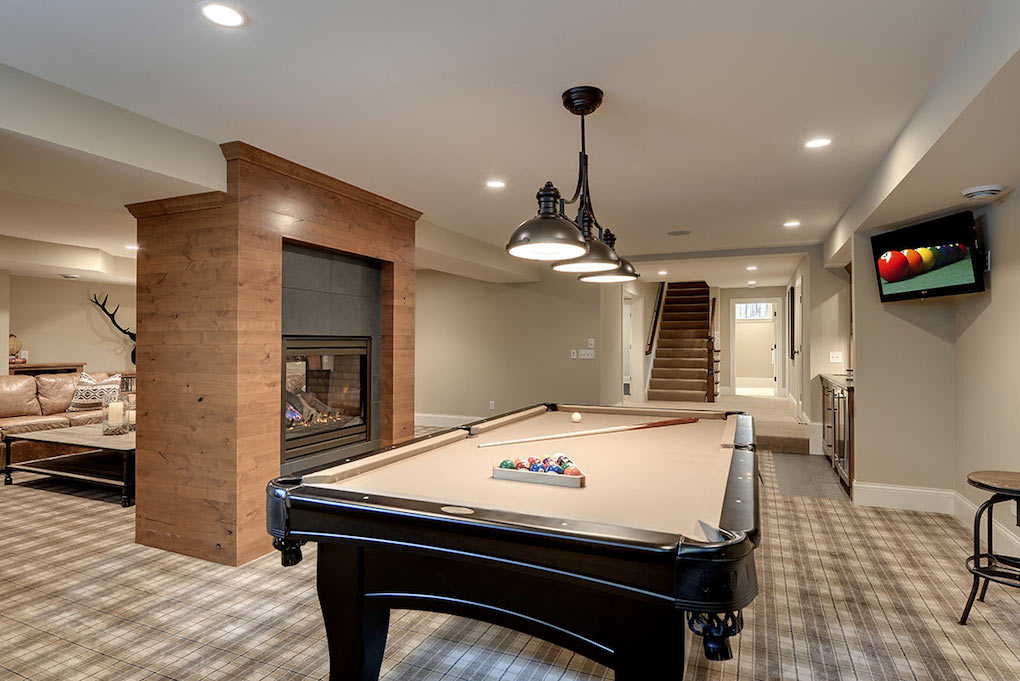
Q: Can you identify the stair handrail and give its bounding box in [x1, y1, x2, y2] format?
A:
[708, 295, 718, 342]
[645, 282, 666, 356]
[706, 294, 718, 403]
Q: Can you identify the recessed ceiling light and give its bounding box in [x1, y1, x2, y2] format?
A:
[666, 229, 691, 236]
[748, 280, 757, 286]
[199, 2, 248, 27]
[783, 220, 800, 228]
[126, 245, 140, 250]
[746, 265, 758, 271]
[657, 271, 667, 275]
[486, 180, 506, 188]
[805, 138, 831, 149]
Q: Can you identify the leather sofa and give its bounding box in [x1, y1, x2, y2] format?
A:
[0, 372, 113, 464]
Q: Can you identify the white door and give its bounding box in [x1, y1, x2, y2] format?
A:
[622, 303, 632, 389]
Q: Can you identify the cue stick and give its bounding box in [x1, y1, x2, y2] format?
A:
[476, 417, 698, 448]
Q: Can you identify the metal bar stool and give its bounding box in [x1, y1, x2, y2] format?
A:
[959, 470, 1020, 625]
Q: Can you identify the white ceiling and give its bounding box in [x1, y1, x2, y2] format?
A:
[634, 253, 806, 289]
[0, 129, 214, 260]
[0, 0, 986, 257]
[862, 49, 1020, 233]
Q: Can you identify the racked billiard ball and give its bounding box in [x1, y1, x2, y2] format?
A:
[529, 463, 546, 472]
[563, 465, 583, 476]
[546, 465, 564, 474]
[900, 249, 923, 277]
[928, 246, 942, 268]
[515, 459, 530, 470]
[499, 459, 516, 469]
[877, 251, 910, 283]
[915, 247, 935, 273]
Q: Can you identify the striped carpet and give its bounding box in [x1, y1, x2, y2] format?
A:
[1, 453, 1018, 680]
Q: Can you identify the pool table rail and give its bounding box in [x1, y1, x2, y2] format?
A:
[266, 405, 761, 677]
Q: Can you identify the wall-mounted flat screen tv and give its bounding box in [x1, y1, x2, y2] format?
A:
[870, 211, 984, 303]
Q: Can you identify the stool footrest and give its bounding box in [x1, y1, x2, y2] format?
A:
[965, 553, 1020, 588]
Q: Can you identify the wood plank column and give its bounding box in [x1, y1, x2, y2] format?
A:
[128, 142, 420, 566]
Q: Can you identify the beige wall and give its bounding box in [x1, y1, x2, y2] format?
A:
[0, 270, 9, 376]
[851, 233, 957, 490]
[8, 275, 136, 373]
[785, 247, 851, 422]
[415, 269, 602, 417]
[953, 197, 1020, 543]
[735, 319, 775, 378]
[599, 286, 623, 405]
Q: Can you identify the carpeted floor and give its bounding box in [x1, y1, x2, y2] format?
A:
[2, 453, 1018, 680]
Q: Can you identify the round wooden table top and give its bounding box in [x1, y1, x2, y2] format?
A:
[967, 470, 1020, 495]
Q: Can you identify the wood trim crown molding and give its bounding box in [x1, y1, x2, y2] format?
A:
[220, 141, 423, 222]
[125, 191, 228, 219]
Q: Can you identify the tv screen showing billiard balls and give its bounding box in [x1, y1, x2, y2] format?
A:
[870, 211, 985, 303]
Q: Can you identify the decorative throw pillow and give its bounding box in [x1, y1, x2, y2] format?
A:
[67, 372, 121, 412]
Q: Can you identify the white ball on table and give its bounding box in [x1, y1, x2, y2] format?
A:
[571, 412, 582, 423]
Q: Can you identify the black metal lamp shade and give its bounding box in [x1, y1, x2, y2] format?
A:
[578, 257, 639, 283]
[506, 182, 588, 261]
[552, 236, 620, 272]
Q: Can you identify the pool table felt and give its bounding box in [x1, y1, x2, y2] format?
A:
[307, 409, 738, 541]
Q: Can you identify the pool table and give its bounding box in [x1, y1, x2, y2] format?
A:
[268, 403, 759, 679]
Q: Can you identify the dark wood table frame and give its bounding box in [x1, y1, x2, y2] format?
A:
[268, 405, 760, 680]
[3, 425, 136, 507]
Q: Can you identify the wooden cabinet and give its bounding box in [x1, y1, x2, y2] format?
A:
[8, 362, 85, 375]
[821, 374, 854, 496]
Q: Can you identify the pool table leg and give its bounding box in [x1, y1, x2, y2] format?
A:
[317, 543, 390, 681]
[613, 606, 687, 680]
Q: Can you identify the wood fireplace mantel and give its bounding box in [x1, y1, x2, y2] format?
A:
[127, 141, 420, 566]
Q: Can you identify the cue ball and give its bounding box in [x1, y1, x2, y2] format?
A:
[571, 412, 582, 423]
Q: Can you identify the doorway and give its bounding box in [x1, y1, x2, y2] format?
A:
[622, 302, 632, 395]
[731, 298, 783, 397]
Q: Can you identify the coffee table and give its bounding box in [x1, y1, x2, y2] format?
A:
[3, 424, 136, 507]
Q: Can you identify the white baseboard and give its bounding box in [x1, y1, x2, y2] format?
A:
[953, 491, 1020, 555]
[847, 482, 1020, 555]
[808, 422, 823, 455]
[414, 413, 480, 427]
[718, 386, 734, 396]
[852, 481, 956, 514]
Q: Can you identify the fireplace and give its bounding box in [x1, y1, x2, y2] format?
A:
[282, 336, 372, 472]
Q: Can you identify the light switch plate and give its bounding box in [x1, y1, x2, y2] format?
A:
[570, 349, 577, 359]
[488, 400, 495, 411]
[579, 349, 595, 360]
[588, 338, 595, 348]
[829, 351, 842, 363]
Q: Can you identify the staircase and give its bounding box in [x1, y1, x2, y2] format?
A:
[648, 281, 717, 402]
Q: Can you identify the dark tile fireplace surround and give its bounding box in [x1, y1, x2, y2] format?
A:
[281, 243, 382, 475]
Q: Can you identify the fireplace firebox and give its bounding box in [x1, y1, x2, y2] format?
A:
[282, 336, 371, 470]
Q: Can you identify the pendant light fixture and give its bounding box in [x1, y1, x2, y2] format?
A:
[577, 230, 639, 283]
[505, 182, 588, 261]
[507, 86, 637, 281]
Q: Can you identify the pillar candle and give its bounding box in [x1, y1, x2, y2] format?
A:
[108, 401, 124, 427]
[127, 410, 136, 425]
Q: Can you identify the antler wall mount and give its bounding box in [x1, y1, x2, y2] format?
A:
[90, 293, 137, 365]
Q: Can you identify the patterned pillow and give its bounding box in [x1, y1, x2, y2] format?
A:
[67, 372, 121, 412]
